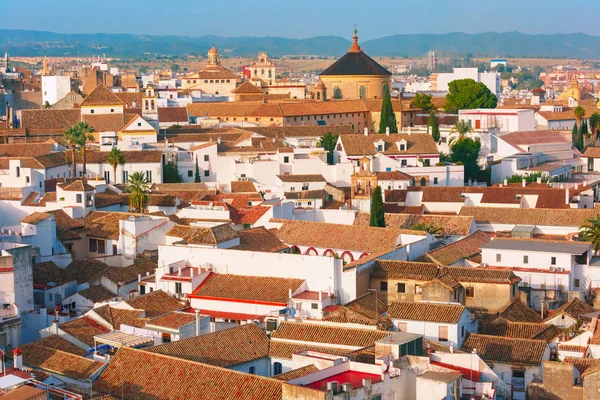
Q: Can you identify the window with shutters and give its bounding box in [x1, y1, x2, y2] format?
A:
[397, 283, 406, 293]
[380, 281, 388, 292]
[466, 287, 475, 298]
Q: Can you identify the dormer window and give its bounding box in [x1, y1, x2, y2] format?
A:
[397, 139, 407, 151]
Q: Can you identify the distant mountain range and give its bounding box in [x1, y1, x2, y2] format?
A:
[2, 30, 600, 59]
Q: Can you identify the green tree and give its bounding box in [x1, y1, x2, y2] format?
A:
[378, 86, 398, 133]
[61, 126, 81, 179]
[505, 172, 548, 184]
[450, 137, 481, 181]
[589, 112, 600, 141]
[578, 121, 586, 150]
[194, 156, 201, 183]
[125, 172, 150, 214]
[572, 122, 579, 148]
[369, 186, 385, 227]
[107, 147, 125, 184]
[574, 105, 586, 127]
[580, 215, 600, 254]
[443, 78, 498, 113]
[171, 64, 180, 72]
[75, 122, 96, 175]
[428, 111, 440, 142]
[317, 132, 339, 165]
[412, 93, 436, 112]
[448, 120, 473, 145]
[163, 163, 183, 183]
[410, 223, 441, 234]
[44, 101, 51, 109]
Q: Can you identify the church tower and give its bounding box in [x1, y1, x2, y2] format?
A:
[207, 45, 220, 66]
[143, 85, 158, 120]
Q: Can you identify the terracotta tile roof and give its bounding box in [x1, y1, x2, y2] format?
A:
[82, 150, 163, 164]
[62, 259, 108, 283]
[187, 102, 283, 118]
[375, 171, 413, 181]
[270, 322, 392, 348]
[59, 316, 111, 346]
[191, 273, 304, 304]
[0, 143, 53, 157]
[158, 107, 188, 124]
[583, 147, 600, 158]
[354, 212, 474, 236]
[93, 347, 283, 400]
[443, 267, 521, 285]
[21, 344, 104, 380]
[145, 311, 197, 330]
[284, 190, 324, 200]
[146, 323, 269, 367]
[124, 290, 184, 318]
[543, 298, 595, 323]
[563, 357, 600, 374]
[46, 209, 85, 230]
[80, 84, 124, 107]
[426, 230, 491, 266]
[276, 174, 326, 183]
[151, 182, 210, 191]
[278, 100, 368, 117]
[231, 81, 263, 94]
[387, 302, 466, 324]
[84, 211, 141, 240]
[242, 125, 352, 138]
[459, 206, 598, 227]
[77, 285, 118, 303]
[166, 223, 238, 245]
[21, 212, 51, 225]
[102, 258, 157, 286]
[60, 180, 95, 191]
[92, 305, 147, 330]
[81, 113, 126, 132]
[500, 130, 570, 151]
[21, 109, 81, 129]
[0, 385, 45, 399]
[320, 49, 391, 76]
[341, 133, 438, 157]
[24, 335, 88, 356]
[323, 292, 390, 329]
[33, 261, 65, 286]
[114, 92, 144, 108]
[478, 320, 562, 342]
[462, 333, 547, 365]
[370, 260, 439, 280]
[235, 227, 288, 253]
[230, 180, 257, 193]
[272, 364, 319, 381]
[557, 344, 587, 352]
[499, 300, 543, 323]
[276, 220, 410, 253]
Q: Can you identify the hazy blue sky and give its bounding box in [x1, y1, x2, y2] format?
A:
[2, 0, 599, 39]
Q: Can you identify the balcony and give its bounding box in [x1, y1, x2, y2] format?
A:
[0, 304, 19, 322]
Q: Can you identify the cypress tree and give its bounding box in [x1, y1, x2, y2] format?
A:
[428, 111, 440, 142]
[378, 86, 398, 134]
[572, 122, 579, 149]
[578, 121, 585, 151]
[194, 156, 201, 182]
[582, 120, 589, 136]
[369, 186, 386, 227]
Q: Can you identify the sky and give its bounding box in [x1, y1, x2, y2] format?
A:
[2, 0, 600, 40]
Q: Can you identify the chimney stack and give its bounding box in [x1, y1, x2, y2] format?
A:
[407, 127, 412, 135]
[195, 309, 201, 336]
[522, 178, 526, 187]
[385, 127, 390, 136]
[138, 273, 142, 282]
[288, 288, 292, 299]
[537, 176, 542, 184]
[12, 348, 22, 369]
[364, 127, 368, 137]
[318, 291, 322, 301]
[503, 178, 508, 186]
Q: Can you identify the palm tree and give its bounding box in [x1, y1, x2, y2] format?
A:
[62, 126, 81, 179]
[75, 122, 96, 176]
[448, 120, 473, 145]
[574, 105, 586, 127]
[580, 215, 600, 254]
[107, 148, 125, 184]
[125, 172, 150, 215]
[589, 112, 600, 142]
[410, 223, 442, 234]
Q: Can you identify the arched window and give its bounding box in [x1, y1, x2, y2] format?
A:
[333, 87, 342, 99]
[341, 251, 354, 264]
[273, 362, 282, 375]
[323, 249, 336, 257]
[359, 85, 367, 99]
[290, 246, 301, 254]
[305, 247, 318, 256]
[316, 92, 321, 100]
[420, 177, 427, 186]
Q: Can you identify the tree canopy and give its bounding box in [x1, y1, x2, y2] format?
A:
[580, 215, 600, 254]
[317, 132, 339, 165]
[412, 93, 436, 112]
[378, 86, 398, 133]
[443, 78, 498, 113]
[163, 163, 183, 183]
[450, 136, 481, 181]
[369, 186, 385, 227]
[428, 111, 440, 142]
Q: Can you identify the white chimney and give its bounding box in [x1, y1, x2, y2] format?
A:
[217, 136, 222, 145]
[428, 126, 432, 135]
[537, 177, 542, 184]
[288, 289, 292, 299]
[195, 309, 201, 336]
[364, 127, 368, 136]
[178, 266, 182, 277]
[386, 127, 390, 136]
[522, 178, 526, 188]
[449, 344, 454, 354]
[13, 348, 22, 370]
[407, 127, 412, 135]
[318, 291, 322, 301]
[503, 178, 508, 186]
[138, 273, 142, 282]
[566, 188, 570, 205]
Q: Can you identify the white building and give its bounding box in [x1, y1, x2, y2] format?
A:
[458, 109, 535, 134]
[435, 68, 501, 99]
[42, 75, 71, 106]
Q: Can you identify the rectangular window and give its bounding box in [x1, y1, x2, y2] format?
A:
[438, 326, 448, 342]
[512, 370, 525, 391]
[397, 322, 407, 332]
[397, 283, 406, 293]
[415, 284, 422, 294]
[204, 155, 209, 162]
[380, 281, 388, 292]
[76, 194, 82, 203]
[551, 256, 556, 265]
[523, 255, 529, 264]
[89, 238, 105, 254]
[400, 144, 406, 151]
[461, 326, 465, 338]
[188, 170, 193, 177]
[146, 171, 152, 182]
[575, 279, 580, 288]
[311, 303, 318, 310]
[123, 170, 128, 183]
[26, 176, 30, 184]
[496, 254, 501, 262]
[433, 177, 438, 185]
[175, 282, 182, 294]
[162, 333, 171, 343]
[284, 156, 289, 163]
[466, 287, 474, 298]
[112, 244, 117, 255]
[16, 167, 20, 178]
[204, 170, 209, 177]
[302, 183, 309, 190]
